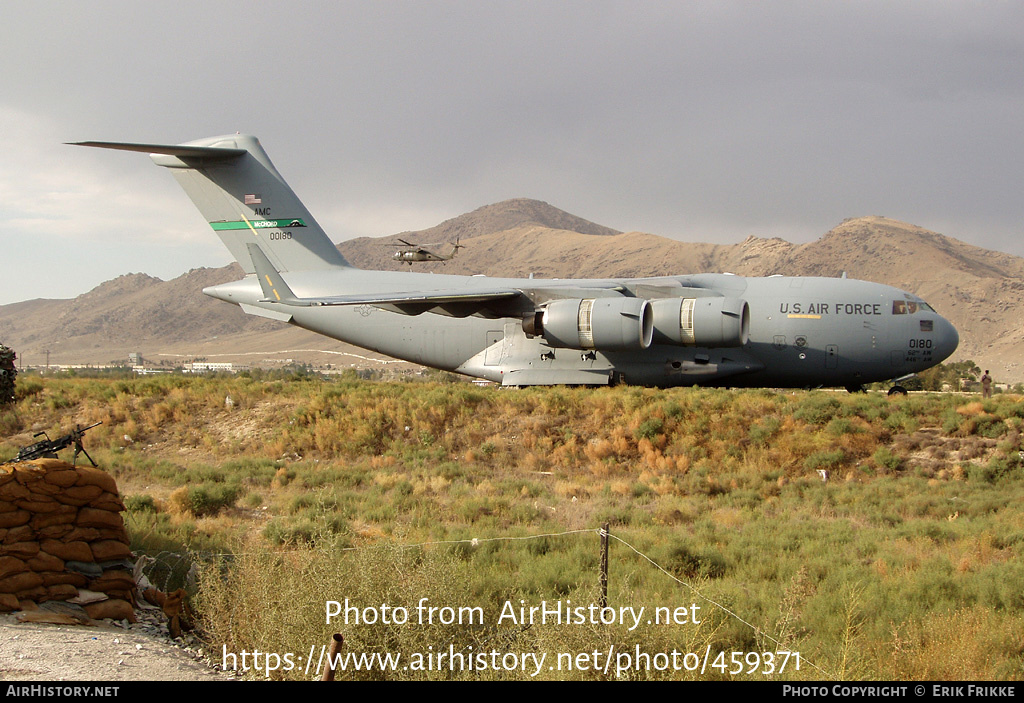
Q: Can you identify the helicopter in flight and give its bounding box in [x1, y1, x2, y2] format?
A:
[392, 237, 463, 265]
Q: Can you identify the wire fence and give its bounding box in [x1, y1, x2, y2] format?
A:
[136, 523, 834, 680]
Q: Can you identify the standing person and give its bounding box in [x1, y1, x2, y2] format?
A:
[981, 370, 993, 398]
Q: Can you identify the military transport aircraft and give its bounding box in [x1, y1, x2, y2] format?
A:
[72, 135, 959, 391]
[392, 237, 463, 265]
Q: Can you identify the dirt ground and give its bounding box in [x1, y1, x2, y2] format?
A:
[0, 612, 234, 682]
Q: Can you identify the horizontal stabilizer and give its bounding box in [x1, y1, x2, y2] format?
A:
[239, 303, 293, 323]
[68, 141, 246, 162]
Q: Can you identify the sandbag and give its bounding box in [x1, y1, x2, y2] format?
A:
[84, 598, 136, 622]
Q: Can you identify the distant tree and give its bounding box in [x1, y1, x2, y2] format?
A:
[914, 360, 980, 391]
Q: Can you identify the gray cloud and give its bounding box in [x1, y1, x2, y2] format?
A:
[2, 1, 1022, 304]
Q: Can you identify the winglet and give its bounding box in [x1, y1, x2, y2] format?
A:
[246, 243, 308, 306]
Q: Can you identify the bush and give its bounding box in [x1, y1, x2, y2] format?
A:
[124, 494, 158, 513]
[873, 447, 904, 473]
[634, 417, 665, 441]
[665, 544, 728, 579]
[0, 409, 22, 436]
[169, 483, 241, 517]
[793, 395, 842, 425]
[805, 449, 846, 472]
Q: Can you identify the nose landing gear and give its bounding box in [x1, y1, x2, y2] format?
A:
[887, 373, 915, 396]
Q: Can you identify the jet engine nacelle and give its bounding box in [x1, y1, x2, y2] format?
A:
[650, 297, 750, 347]
[529, 298, 654, 351]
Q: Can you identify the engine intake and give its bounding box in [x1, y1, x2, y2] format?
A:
[527, 298, 654, 351]
[651, 297, 749, 347]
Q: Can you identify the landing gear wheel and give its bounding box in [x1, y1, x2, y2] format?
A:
[887, 385, 908, 396]
[845, 384, 865, 393]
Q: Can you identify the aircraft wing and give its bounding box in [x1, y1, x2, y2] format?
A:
[297, 278, 631, 306]
[274, 287, 526, 319]
[246, 242, 522, 311]
[298, 288, 523, 307]
[246, 241, 629, 317]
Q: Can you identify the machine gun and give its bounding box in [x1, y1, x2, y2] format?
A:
[9, 422, 103, 466]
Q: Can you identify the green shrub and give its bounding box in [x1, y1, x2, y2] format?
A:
[634, 417, 665, 441]
[873, 447, 904, 473]
[124, 494, 158, 513]
[793, 395, 842, 425]
[749, 417, 781, 445]
[805, 449, 846, 471]
[664, 544, 728, 579]
[171, 483, 241, 517]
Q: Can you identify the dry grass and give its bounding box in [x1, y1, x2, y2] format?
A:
[3, 375, 1024, 679]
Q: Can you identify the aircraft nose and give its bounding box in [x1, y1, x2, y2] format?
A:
[934, 315, 959, 363]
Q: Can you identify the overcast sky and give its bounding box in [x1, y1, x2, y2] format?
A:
[2, 1, 1022, 304]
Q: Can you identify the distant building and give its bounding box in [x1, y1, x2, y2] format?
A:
[184, 362, 249, 374]
[128, 352, 143, 365]
[133, 366, 169, 375]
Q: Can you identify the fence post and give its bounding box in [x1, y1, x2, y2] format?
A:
[321, 633, 344, 681]
[600, 522, 609, 609]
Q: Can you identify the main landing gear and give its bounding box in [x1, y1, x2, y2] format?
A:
[845, 377, 911, 395]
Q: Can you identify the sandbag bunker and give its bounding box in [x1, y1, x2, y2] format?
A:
[0, 458, 136, 622]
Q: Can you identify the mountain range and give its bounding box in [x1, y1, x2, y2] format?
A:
[2, 199, 1021, 383]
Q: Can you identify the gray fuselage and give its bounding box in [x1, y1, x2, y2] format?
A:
[205, 269, 959, 388]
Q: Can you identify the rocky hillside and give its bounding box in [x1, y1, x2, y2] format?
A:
[1, 204, 1021, 382]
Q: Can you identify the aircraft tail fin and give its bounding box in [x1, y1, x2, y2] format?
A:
[449, 238, 464, 259]
[70, 135, 351, 274]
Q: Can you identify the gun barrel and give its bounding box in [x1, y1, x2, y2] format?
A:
[5, 422, 103, 466]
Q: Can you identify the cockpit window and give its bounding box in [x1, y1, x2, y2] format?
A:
[893, 299, 933, 314]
